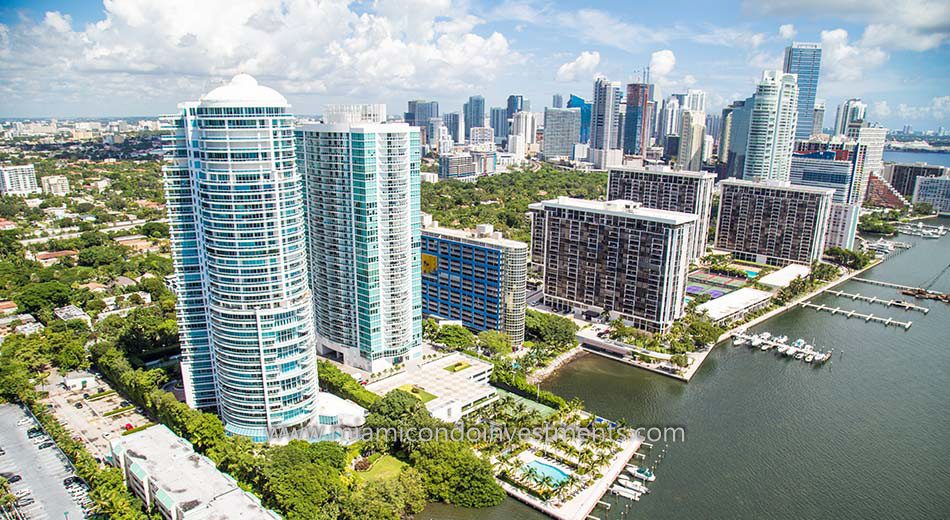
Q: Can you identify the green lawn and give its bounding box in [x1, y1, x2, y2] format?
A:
[397, 384, 437, 403]
[444, 361, 471, 373]
[362, 455, 407, 482]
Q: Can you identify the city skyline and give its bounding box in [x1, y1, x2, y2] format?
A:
[0, 0, 947, 130]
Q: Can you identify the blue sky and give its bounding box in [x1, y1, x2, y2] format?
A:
[0, 0, 947, 130]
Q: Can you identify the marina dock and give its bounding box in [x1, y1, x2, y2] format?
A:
[851, 277, 918, 291]
[800, 302, 913, 329]
[732, 332, 833, 363]
[824, 290, 930, 313]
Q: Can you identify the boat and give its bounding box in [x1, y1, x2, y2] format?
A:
[611, 486, 641, 501]
[805, 354, 815, 363]
[792, 338, 806, 348]
[775, 335, 788, 343]
[751, 335, 763, 347]
[760, 332, 771, 340]
[618, 477, 651, 494]
[760, 343, 770, 351]
[628, 466, 656, 482]
[734, 336, 748, 346]
[777, 345, 789, 354]
[795, 352, 805, 360]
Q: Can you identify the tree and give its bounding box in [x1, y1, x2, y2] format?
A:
[364, 389, 440, 453]
[670, 354, 689, 367]
[422, 317, 439, 340]
[16, 281, 71, 313]
[436, 324, 475, 350]
[409, 440, 506, 508]
[478, 330, 512, 356]
[342, 468, 427, 520]
[525, 309, 577, 348]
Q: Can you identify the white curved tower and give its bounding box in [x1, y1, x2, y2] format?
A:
[162, 74, 318, 441]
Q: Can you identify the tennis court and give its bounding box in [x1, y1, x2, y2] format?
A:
[686, 282, 728, 299]
[690, 271, 747, 288]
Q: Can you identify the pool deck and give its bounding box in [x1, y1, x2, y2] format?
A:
[498, 434, 642, 520]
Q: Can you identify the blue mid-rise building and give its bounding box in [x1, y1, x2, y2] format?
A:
[568, 94, 592, 144]
[421, 219, 527, 348]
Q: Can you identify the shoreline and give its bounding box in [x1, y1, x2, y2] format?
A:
[531, 257, 887, 386]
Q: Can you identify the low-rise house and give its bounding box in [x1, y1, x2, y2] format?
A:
[113, 276, 137, 288]
[53, 304, 93, 327]
[0, 300, 18, 315]
[0, 218, 16, 230]
[96, 292, 153, 322]
[30, 249, 79, 267]
[79, 282, 109, 293]
[15, 321, 44, 336]
[64, 370, 99, 391]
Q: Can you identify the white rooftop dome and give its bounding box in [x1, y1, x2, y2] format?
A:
[199, 74, 288, 107]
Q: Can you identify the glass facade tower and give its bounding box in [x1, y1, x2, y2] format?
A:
[783, 42, 822, 141]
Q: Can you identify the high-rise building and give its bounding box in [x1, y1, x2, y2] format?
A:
[607, 166, 716, 261]
[40, 175, 70, 196]
[684, 89, 706, 112]
[406, 100, 439, 128]
[677, 110, 706, 171]
[825, 202, 861, 250]
[439, 153, 478, 181]
[426, 117, 444, 149]
[489, 107, 509, 144]
[529, 197, 695, 333]
[542, 107, 581, 159]
[567, 94, 593, 144]
[470, 126, 495, 149]
[715, 179, 834, 266]
[833, 98, 867, 136]
[443, 112, 461, 143]
[886, 162, 947, 197]
[510, 111, 536, 146]
[552, 94, 564, 109]
[912, 175, 950, 215]
[162, 74, 318, 440]
[296, 105, 422, 374]
[743, 71, 799, 182]
[790, 148, 866, 204]
[783, 42, 822, 140]
[506, 95, 524, 119]
[658, 96, 682, 147]
[850, 125, 887, 181]
[421, 218, 528, 348]
[0, 164, 40, 196]
[463, 95, 485, 139]
[590, 77, 623, 168]
[813, 101, 825, 136]
[623, 83, 653, 156]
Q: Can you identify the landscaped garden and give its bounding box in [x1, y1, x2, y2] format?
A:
[396, 384, 437, 404]
[444, 360, 471, 373]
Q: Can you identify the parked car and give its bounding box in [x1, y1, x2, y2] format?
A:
[16, 498, 34, 507]
[38, 441, 54, 449]
[8, 475, 22, 483]
[74, 402, 83, 409]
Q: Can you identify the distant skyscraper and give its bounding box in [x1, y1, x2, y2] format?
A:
[163, 74, 318, 440]
[913, 175, 950, 215]
[743, 71, 799, 182]
[443, 112, 461, 143]
[658, 96, 682, 146]
[470, 126, 495, 148]
[489, 107, 508, 144]
[567, 94, 593, 144]
[590, 77, 623, 168]
[406, 100, 439, 127]
[623, 83, 653, 156]
[0, 164, 40, 196]
[510, 111, 536, 145]
[542, 107, 581, 159]
[684, 89, 706, 112]
[783, 42, 822, 140]
[834, 98, 867, 136]
[677, 110, 706, 171]
[426, 117, 443, 148]
[810, 102, 824, 136]
[722, 97, 754, 179]
[552, 93, 564, 108]
[506, 95, 524, 119]
[463, 95, 485, 140]
[297, 105, 422, 373]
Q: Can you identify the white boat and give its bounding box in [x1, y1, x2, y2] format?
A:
[628, 465, 656, 482]
[751, 336, 763, 347]
[611, 486, 641, 501]
[760, 332, 772, 340]
[734, 336, 748, 346]
[805, 354, 815, 363]
[777, 345, 789, 354]
[760, 343, 770, 351]
[792, 338, 806, 348]
[616, 478, 647, 493]
[795, 352, 805, 360]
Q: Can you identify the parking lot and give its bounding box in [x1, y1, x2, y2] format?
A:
[42, 371, 151, 459]
[0, 404, 88, 519]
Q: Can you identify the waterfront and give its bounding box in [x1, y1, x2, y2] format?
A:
[424, 217, 950, 519]
[883, 149, 950, 167]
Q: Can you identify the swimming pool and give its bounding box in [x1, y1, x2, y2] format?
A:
[745, 269, 759, 278]
[524, 460, 570, 486]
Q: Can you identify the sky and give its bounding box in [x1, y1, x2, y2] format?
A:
[0, 0, 948, 130]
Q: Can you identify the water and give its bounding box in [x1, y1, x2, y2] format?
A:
[424, 217, 950, 520]
[525, 460, 571, 486]
[884, 150, 950, 168]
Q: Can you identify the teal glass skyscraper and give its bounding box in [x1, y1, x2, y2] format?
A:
[296, 105, 423, 374]
[162, 74, 319, 441]
[783, 42, 822, 141]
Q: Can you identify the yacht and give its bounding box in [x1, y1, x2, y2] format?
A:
[760, 332, 772, 340]
[611, 486, 641, 501]
[805, 354, 815, 363]
[628, 466, 656, 482]
[618, 477, 650, 494]
[751, 335, 763, 347]
[734, 336, 748, 346]
[795, 352, 805, 360]
[792, 338, 806, 348]
[777, 345, 789, 354]
[760, 343, 771, 351]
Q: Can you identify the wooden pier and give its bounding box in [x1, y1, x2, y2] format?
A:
[851, 278, 917, 291]
[800, 302, 913, 329]
[824, 290, 930, 314]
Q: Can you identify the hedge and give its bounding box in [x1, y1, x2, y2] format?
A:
[317, 360, 380, 408]
[489, 368, 567, 410]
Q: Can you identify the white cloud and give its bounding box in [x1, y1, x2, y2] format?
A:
[779, 24, 797, 39]
[555, 9, 668, 51]
[0, 0, 525, 116]
[555, 51, 600, 82]
[746, 0, 950, 51]
[897, 96, 950, 119]
[820, 28, 888, 82]
[649, 49, 676, 78]
[691, 27, 766, 48]
[871, 100, 892, 117]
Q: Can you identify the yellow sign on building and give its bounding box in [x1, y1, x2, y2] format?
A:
[422, 253, 438, 274]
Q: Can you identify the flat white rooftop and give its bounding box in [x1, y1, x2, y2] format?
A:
[719, 178, 836, 196]
[609, 165, 717, 179]
[758, 264, 812, 288]
[529, 197, 698, 226]
[697, 287, 774, 322]
[422, 223, 527, 250]
[112, 425, 279, 519]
